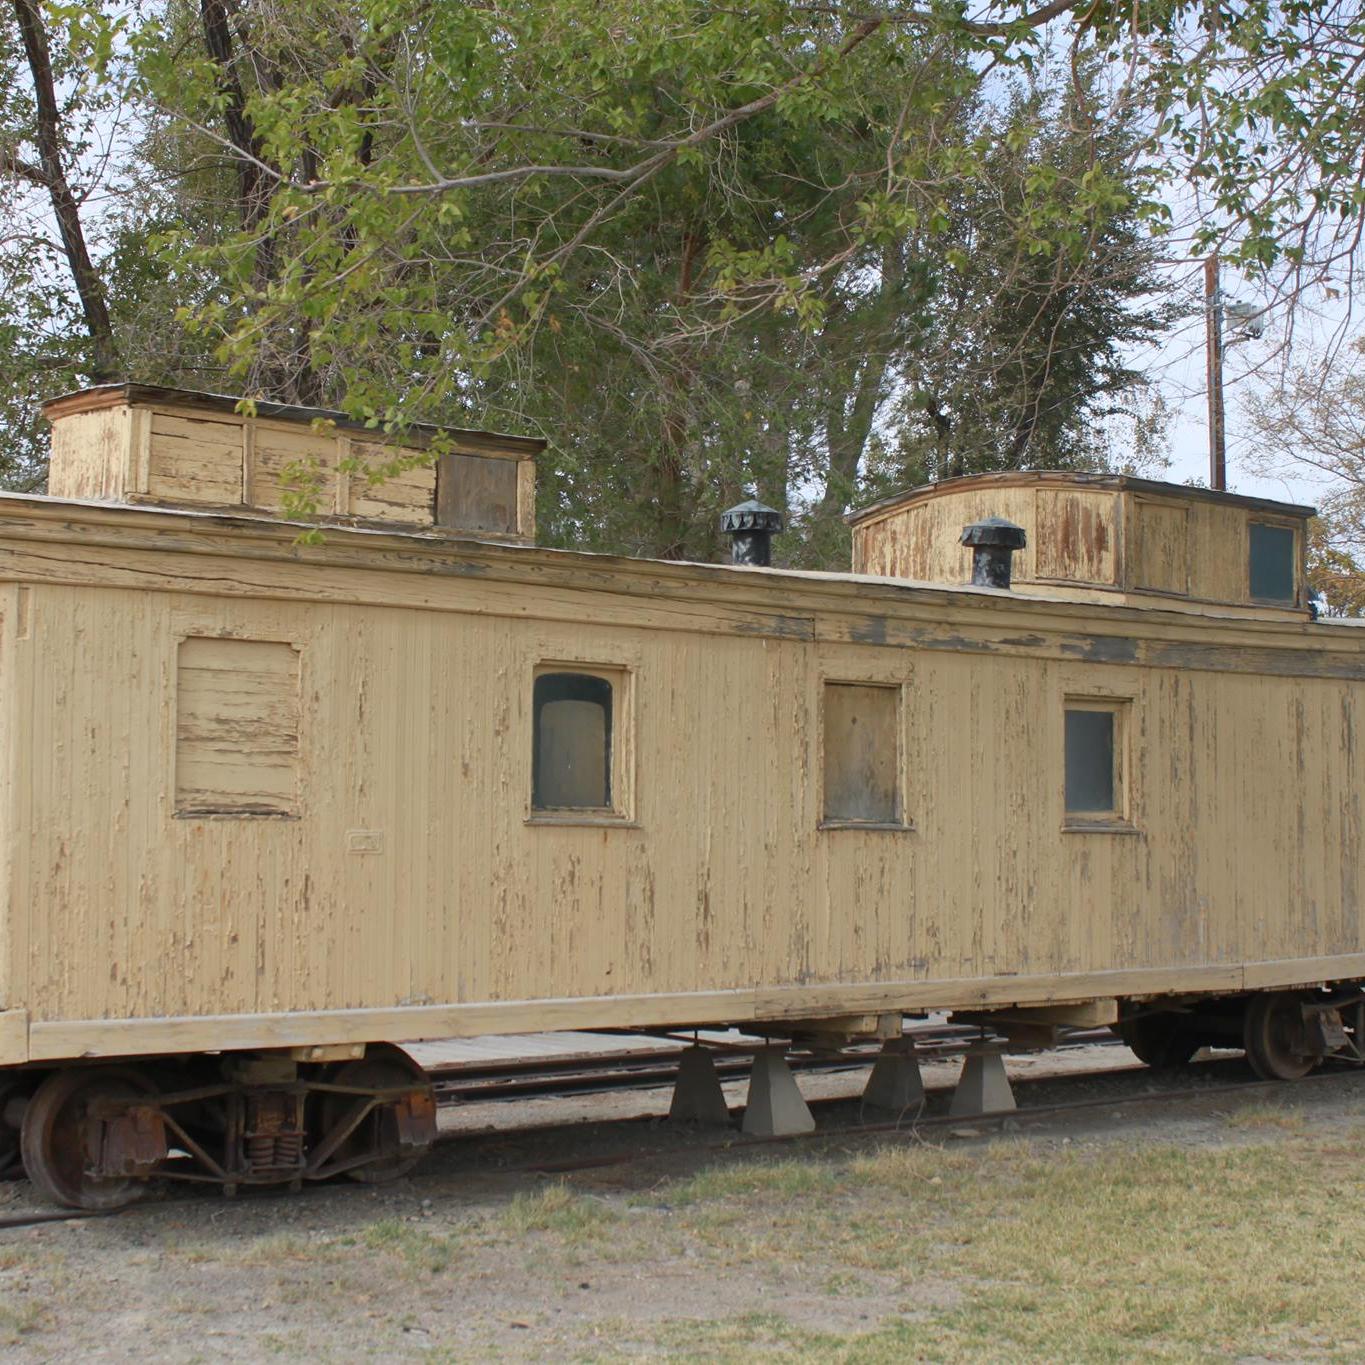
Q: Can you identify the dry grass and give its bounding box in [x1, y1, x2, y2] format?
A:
[625, 1130, 1365, 1362]
[3, 1095, 1364, 1362]
[1220, 1099, 1310, 1131]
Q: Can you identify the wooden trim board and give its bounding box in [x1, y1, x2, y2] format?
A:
[21, 954, 1365, 1064]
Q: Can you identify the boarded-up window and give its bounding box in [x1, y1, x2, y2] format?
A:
[1249, 522, 1296, 603]
[176, 638, 300, 816]
[532, 672, 614, 810]
[1064, 700, 1128, 823]
[823, 683, 900, 824]
[436, 453, 520, 535]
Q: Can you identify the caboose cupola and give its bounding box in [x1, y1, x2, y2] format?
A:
[850, 470, 1317, 617]
[41, 382, 544, 542]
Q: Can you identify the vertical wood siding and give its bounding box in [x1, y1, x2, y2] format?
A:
[3, 568, 1360, 1030]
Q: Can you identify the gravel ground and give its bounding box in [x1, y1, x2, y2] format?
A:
[0, 1045, 1360, 1362]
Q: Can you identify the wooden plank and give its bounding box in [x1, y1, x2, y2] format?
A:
[29, 951, 1365, 1062]
[241, 420, 255, 507]
[175, 638, 300, 815]
[146, 430, 245, 505]
[129, 406, 151, 495]
[150, 410, 244, 444]
[1035, 489, 1119, 585]
[1132, 499, 1189, 594]
[517, 460, 537, 542]
[0, 1011, 28, 1065]
[46, 407, 130, 501]
[334, 436, 351, 516]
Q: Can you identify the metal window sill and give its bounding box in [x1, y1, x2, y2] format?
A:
[175, 810, 300, 821]
[818, 820, 915, 833]
[526, 814, 639, 829]
[1062, 819, 1139, 835]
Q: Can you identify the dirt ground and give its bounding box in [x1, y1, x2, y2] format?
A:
[2, 1046, 1364, 1363]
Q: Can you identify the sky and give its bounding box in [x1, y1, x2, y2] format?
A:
[1141, 280, 1345, 517]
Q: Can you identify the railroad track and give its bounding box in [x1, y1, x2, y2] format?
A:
[423, 1023, 1116, 1106]
[0, 1039, 1358, 1233]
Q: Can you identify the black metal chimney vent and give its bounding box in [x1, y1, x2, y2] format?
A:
[721, 499, 783, 567]
[961, 515, 1027, 589]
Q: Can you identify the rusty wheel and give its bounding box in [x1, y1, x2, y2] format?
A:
[1243, 993, 1317, 1081]
[318, 1045, 434, 1185]
[21, 1067, 154, 1210]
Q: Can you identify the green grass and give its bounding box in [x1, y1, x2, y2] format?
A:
[359, 1217, 461, 1274]
[500, 1181, 618, 1241]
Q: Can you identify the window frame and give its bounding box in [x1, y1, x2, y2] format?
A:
[1247, 518, 1300, 607]
[817, 677, 913, 833]
[1062, 694, 1135, 834]
[526, 660, 636, 827]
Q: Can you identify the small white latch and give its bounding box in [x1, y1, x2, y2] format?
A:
[346, 829, 384, 853]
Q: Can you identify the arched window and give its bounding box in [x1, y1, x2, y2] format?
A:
[532, 672, 613, 810]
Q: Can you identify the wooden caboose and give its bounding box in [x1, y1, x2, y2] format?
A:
[0, 384, 1361, 1207]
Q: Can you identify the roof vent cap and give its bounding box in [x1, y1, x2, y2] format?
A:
[960, 515, 1027, 589]
[721, 499, 783, 566]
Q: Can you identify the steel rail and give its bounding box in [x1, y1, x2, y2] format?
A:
[427, 1026, 1116, 1105]
[0, 1047, 1357, 1233]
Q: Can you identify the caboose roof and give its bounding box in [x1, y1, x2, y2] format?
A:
[848, 470, 1317, 528]
[40, 382, 548, 457]
[0, 488, 1348, 637]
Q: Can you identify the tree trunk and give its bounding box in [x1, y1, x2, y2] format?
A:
[11, 0, 119, 381]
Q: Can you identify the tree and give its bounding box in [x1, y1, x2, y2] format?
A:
[0, 0, 124, 483]
[8, 0, 1365, 559]
[1243, 339, 1365, 616]
[116, 4, 1175, 561]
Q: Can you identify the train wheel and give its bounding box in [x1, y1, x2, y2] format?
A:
[318, 1045, 433, 1185]
[1243, 993, 1317, 1081]
[1118, 1013, 1200, 1068]
[21, 1067, 154, 1210]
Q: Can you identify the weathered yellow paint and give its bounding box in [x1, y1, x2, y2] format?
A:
[42, 384, 543, 542]
[0, 1011, 28, 1065]
[851, 471, 1315, 613]
[1, 398, 1360, 1067]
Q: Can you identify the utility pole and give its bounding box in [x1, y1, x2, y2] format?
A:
[1205, 254, 1226, 491]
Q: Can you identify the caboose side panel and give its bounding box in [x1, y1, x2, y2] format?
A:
[0, 507, 1360, 1064]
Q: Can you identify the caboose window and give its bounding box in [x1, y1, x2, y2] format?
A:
[532, 672, 614, 810]
[1064, 699, 1130, 826]
[821, 682, 904, 827]
[1249, 522, 1296, 604]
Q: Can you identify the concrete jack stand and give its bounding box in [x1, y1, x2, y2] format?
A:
[741, 1048, 815, 1136]
[668, 1045, 732, 1126]
[948, 1043, 1016, 1118]
[862, 1037, 925, 1115]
